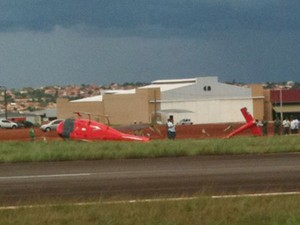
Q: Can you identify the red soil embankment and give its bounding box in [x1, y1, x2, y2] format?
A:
[0, 123, 274, 142]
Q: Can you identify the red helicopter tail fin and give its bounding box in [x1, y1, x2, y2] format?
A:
[226, 121, 254, 138]
[226, 107, 262, 138]
[240, 107, 254, 124]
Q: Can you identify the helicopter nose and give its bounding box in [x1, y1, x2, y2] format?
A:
[56, 122, 63, 135]
[57, 119, 75, 139]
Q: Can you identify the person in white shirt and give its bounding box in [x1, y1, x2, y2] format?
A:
[167, 119, 176, 140]
[282, 117, 291, 135]
[290, 116, 299, 134]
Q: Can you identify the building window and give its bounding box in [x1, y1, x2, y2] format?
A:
[203, 86, 211, 91]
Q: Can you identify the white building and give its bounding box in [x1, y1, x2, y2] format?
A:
[141, 76, 260, 124]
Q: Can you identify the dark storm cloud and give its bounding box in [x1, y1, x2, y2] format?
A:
[0, 0, 300, 88]
[1, 0, 300, 36]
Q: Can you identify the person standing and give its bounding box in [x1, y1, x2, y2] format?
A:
[167, 119, 176, 140]
[273, 117, 281, 135]
[29, 126, 35, 142]
[290, 116, 299, 134]
[262, 120, 268, 136]
[282, 117, 290, 135]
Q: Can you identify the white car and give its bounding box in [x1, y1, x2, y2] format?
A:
[178, 119, 193, 125]
[40, 119, 64, 132]
[0, 119, 18, 129]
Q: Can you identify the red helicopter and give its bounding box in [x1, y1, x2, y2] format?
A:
[56, 112, 150, 142]
[226, 107, 262, 138]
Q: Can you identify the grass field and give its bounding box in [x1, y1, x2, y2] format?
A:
[0, 135, 299, 163]
[1, 195, 300, 225]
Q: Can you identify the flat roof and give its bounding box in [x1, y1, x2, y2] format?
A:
[71, 95, 103, 102]
[70, 89, 136, 103]
[152, 78, 196, 84]
[140, 77, 219, 92]
[103, 89, 136, 95]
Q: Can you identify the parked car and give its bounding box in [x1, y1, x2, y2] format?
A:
[0, 119, 18, 129]
[178, 119, 193, 125]
[40, 119, 64, 132]
[17, 120, 34, 128]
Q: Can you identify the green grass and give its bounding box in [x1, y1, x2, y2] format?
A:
[0, 135, 299, 163]
[1, 195, 300, 225]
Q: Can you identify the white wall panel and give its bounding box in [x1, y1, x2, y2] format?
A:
[161, 99, 253, 124]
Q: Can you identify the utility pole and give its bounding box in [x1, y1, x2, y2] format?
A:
[154, 89, 157, 124]
[279, 89, 283, 121]
[0, 86, 8, 119]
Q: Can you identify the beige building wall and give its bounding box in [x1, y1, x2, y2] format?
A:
[250, 84, 265, 120]
[103, 88, 160, 125]
[56, 88, 161, 125]
[56, 98, 105, 122]
[263, 89, 273, 121]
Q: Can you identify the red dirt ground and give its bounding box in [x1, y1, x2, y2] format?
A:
[0, 123, 275, 142]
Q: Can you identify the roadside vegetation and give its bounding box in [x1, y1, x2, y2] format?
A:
[0, 135, 300, 163]
[1, 195, 300, 225]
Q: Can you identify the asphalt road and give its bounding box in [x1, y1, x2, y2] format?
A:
[0, 153, 300, 205]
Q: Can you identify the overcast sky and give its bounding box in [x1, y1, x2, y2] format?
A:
[0, 0, 299, 88]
